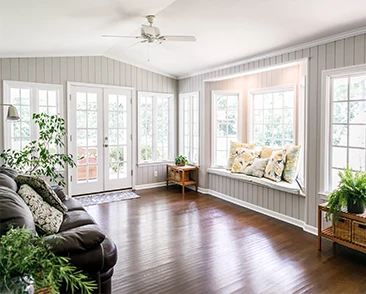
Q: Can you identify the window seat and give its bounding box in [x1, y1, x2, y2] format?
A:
[207, 168, 303, 196]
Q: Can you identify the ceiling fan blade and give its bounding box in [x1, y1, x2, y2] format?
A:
[162, 35, 196, 42]
[102, 35, 141, 39]
[125, 40, 147, 50]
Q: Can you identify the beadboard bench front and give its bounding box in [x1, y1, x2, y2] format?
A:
[207, 168, 306, 224]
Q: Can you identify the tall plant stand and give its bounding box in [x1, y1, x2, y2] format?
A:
[166, 164, 198, 196]
[318, 202, 366, 253]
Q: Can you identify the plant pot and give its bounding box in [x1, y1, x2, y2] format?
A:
[177, 162, 185, 166]
[347, 199, 365, 214]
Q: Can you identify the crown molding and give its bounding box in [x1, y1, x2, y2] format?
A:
[178, 26, 366, 80]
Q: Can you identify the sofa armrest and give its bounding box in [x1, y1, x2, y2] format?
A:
[43, 224, 105, 253]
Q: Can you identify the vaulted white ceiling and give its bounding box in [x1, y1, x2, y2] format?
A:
[1, 0, 366, 78]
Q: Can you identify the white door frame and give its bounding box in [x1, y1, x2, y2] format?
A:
[67, 82, 136, 196]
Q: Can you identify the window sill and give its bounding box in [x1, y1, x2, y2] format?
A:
[137, 161, 174, 167]
[207, 168, 304, 196]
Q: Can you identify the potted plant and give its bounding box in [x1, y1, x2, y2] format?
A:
[0, 227, 97, 294]
[0, 113, 76, 187]
[175, 155, 188, 166]
[326, 168, 366, 223]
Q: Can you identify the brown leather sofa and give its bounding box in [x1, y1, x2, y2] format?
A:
[0, 168, 117, 294]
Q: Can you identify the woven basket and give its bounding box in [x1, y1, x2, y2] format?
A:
[352, 221, 366, 247]
[174, 170, 189, 181]
[35, 286, 52, 294]
[333, 217, 351, 241]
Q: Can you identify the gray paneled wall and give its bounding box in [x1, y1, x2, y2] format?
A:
[0, 56, 178, 187]
[209, 173, 305, 221]
[179, 33, 366, 228]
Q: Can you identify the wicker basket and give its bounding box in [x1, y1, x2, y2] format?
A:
[174, 170, 189, 181]
[352, 221, 366, 247]
[333, 217, 351, 241]
[170, 170, 175, 179]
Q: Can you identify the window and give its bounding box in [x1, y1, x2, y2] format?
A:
[249, 87, 296, 147]
[321, 66, 366, 193]
[3, 81, 62, 151]
[212, 91, 241, 167]
[179, 92, 199, 165]
[138, 91, 174, 164]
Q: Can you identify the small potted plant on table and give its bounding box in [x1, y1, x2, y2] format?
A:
[175, 155, 188, 166]
[326, 168, 366, 222]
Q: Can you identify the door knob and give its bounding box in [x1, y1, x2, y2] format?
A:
[104, 144, 109, 147]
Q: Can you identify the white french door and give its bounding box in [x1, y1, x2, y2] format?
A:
[69, 85, 132, 196]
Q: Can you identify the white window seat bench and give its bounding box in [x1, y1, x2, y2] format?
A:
[207, 168, 304, 196]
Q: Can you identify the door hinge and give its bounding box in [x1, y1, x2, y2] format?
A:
[70, 175, 72, 182]
[69, 94, 72, 101]
[130, 134, 132, 140]
[130, 98, 132, 104]
[70, 135, 72, 142]
[131, 170, 133, 176]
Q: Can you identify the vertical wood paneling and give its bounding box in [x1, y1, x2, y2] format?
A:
[354, 34, 365, 64]
[0, 56, 178, 187]
[344, 37, 354, 66]
[335, 39, 345, 68]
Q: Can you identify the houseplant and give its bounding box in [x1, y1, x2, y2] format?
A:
[326, 168, 366, 222]
[0, 227, 97, 294]
[0, 113, 76, 187]
[175, 155, 188, 166]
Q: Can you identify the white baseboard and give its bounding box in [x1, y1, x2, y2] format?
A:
[207, 189, 317, 236]
[134, 182, 168, 190]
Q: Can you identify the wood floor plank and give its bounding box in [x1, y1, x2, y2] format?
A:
[85, 187, 366, 294]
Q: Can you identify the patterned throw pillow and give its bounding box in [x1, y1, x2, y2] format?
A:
[227, 141, 255, 170]
[283, 144, 301, 183]
[231, 148, 256, 173]
[18, 184, 63, 235]
[264, 149, 287, 182]
[15, 175, 67, 213]
[244, 158, 269, 178]
[260, 146, 282, 159]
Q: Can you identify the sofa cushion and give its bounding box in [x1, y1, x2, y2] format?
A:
[0, 186, 36, 235]
[0, 166, 18, 179]
[264, 149, 287, 182]
[283, 144, 301, 183]
[244, 157, 269, 178]
[43, 224, 105, 253]
[15, 175, 67, 213]
[260, 146, 282, 159]
[18, 184, 63, 234]
[231, 148, 256, 173]
[227, 141, 255, 170]
[59, 210, 95, 232]
[62, 197, 85, 211]
[0, 173, 18, 191]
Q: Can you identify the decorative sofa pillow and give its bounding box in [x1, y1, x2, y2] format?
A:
[227, 141, 255, 170]
[15, 175, 67, 213]
[231, 148, 256, 173]
[0, 166, 19, 179]
[18, 184, 63, 235]
[260, 146, 282, 159]
[244, 158, 269, 178]
[283, 144, 301, 183]
[264, 149, 287, 182]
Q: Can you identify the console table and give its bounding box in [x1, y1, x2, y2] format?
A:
[166, 164, 198, 196]
[318, 202, 366, 253]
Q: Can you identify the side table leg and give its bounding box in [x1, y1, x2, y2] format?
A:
[166, 165, 168, 189]
[318, 206, 322, 251]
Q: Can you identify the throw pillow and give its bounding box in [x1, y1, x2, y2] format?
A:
[260, 146, 282, 159]
[15, 175, 67, 213]
[231, 148, 256, 173]
[244, 158, 269, 178]
[18, 184, 63, 235]
[227, 141, 255, 170]
[51, 185, 67, 202]
[264, 149, 287, 182]
[0, 173, 18, 192]
[283, 144, 301, 183]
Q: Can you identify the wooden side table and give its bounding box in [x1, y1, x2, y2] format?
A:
[318, 202, 366, 253]
[166, 164, 198, 196]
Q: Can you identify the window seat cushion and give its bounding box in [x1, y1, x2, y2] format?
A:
[207, 168, 302, 195]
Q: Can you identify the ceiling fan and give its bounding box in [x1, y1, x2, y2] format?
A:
[102, 15, 196, 47]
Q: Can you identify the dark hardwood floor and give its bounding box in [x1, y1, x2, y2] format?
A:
[85, 187, 366, 294]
